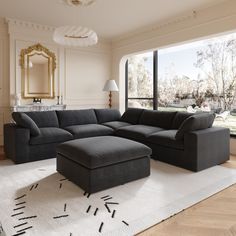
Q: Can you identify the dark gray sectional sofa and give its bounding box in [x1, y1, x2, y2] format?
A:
[4, 108, 230, 171]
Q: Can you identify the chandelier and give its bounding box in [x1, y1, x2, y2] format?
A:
[54, 0, 97, 47]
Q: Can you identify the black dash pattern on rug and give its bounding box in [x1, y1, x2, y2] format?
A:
[13, 206, 25, 211]
[29, 185, 34, 191]
[105, 202, 119, 205]
[83, 191, 91, 198]
[19, 216, 37, 221]
[86, 205, 91, 213]
[112, 210, 116, 218]
[17, 226, 33, 233]
[64, 203, 67, 212]
[94, 208, 98, 216]
[53, 214, 69, 219]
[12, 231, 26, 236]
[11, 212, 24, 217]
[105, 204, 111, 213]
[101, 195, 110, 199]
[60, 178, 67, 182]
[15, 202, 26, 206]
[103, 197, 112, 201]
[14, 195, 26, 201]
[122, 220, 129, 226]
[98, 222, 104, 233]
[13, 222, 28, 229]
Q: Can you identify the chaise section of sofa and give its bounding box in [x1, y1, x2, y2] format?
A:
[115, 108, 230, 171]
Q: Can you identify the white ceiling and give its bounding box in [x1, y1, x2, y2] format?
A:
[0, 0, 227, 39]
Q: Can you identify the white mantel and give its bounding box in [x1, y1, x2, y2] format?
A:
[11, 104, 66, 112]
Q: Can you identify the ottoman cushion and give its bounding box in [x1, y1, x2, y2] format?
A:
[57, 136, 152, 169]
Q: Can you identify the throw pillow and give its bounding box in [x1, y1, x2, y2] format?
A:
[175, 112, 215, 140]
[12, 112, 40, 136]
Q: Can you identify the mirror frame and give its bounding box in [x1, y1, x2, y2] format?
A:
[20, 43, 56, 99]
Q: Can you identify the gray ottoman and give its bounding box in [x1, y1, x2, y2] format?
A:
[56, 136, 151, 193]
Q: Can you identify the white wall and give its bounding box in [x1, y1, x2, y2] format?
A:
[111, 0, 236, 154]
[0, 18, 112, 145]
[0, 18, 10, 145]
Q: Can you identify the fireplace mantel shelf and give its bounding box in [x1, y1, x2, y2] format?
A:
[11, 104, 66, 112]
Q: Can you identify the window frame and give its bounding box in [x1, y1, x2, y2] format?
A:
[125, 51, 158, 110]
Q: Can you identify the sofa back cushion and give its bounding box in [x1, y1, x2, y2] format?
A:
[120, 108, 144, 124]
[175, 112, 215, 140]
[12, 112, 40, 136]
[56, 109, 97, 128]
[25, 111, 59, 128]
[94, 109, 121, 123]
[139, 110, 177, 129]
[171, 112, 193, 129]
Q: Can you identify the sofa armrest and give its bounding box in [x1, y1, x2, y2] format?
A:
[184, 127, 230, 171]
[4, 123, 30, 164]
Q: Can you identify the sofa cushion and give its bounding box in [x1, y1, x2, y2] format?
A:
[12, 112, 40, 136]
[171, 112, 193, 129]
[102, 121, 132, 130]
[116, 125, 163, 141]
[94, 109, 121, 123]
[147, 130, 184, 150]
[57, 136, 152, 169]
[120, 108, 144, 124]
[175, 112, 215, 140]
[25, 111, 59, 128]
[56, 109, 97, 128]
[30, 127, 73, 145]
[139, 110, 177, 129]
[64, 124, 114, 139]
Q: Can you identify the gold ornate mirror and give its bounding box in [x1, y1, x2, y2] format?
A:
[20, 43, 56, 99]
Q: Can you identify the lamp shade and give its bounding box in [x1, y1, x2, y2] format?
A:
[103, 80, 119, 92]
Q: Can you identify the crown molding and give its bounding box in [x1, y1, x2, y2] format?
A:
[5, 17, 111, 45]
[6, 18, 55, 33]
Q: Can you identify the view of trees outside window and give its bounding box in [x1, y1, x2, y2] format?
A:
[127, 52, 153, 109]
[127, 32, 236, 134]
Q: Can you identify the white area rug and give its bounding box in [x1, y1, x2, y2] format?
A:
[0, 159, 236, 236]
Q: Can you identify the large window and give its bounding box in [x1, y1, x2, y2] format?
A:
[126, 32, 236, 135]
[126, 52, 157, 109]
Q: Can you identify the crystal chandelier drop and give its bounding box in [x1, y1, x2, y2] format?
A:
[54, 0, 97, 47]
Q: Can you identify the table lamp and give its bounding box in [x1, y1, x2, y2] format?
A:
[103, 80, 119, 108]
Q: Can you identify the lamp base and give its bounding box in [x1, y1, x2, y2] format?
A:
[109, 91, 112, 109]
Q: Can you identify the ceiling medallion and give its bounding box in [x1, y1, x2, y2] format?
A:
[65, 0, 96, 6]
[53, 26, 98, 47]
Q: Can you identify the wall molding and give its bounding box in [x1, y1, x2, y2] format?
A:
[6, 18, 55, 33]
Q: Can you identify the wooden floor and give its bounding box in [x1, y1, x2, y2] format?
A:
[138, 155, 236, 236]
[1, 147, 236, 235]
